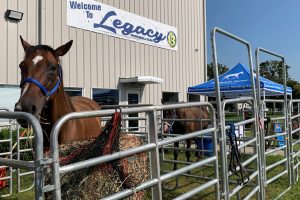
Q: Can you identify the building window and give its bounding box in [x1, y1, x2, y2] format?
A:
[127, 93, 139, 131]
[92, 88, 119, 106]
[0, 85, 20, 112]
[64, 87, 83, 97]
[0, 85, 20, 123]
[162, 92, 179, 103]
[188, 94, 200, 102]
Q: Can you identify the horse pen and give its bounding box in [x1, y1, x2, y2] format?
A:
[1, 0, 300, 199]
[1, 95, 300, 200]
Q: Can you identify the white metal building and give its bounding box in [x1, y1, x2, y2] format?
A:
[0, 0, 206, 110]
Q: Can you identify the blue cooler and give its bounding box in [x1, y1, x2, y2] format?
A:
[274, 123, 284, 147]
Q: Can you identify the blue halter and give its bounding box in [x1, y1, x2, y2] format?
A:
[20, 65, 62, 100]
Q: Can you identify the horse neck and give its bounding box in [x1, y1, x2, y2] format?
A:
[176, 107, 209, 130]
[42, 85, 75, 125]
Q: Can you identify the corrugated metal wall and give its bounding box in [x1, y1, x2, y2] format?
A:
[0, 0, 39, 85]
[0, 0, 206, 105]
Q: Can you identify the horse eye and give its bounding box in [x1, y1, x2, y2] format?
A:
[49, 65, 56, 72]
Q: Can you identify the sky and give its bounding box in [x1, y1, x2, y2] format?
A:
[206, 0, 300, 82]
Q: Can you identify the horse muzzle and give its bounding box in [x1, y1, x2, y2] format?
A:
[14, 102, 37, 114]
[163, 122, 173, 133]
[14, 102, 38, 127]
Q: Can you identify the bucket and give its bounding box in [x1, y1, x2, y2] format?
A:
[196, 138, 213, 156]
[0, 167, 6, 188]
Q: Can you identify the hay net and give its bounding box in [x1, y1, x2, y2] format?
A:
[59, 110, 122, 165]
[45, 111, 149, 200]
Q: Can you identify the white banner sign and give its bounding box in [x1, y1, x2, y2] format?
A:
[67, 0, 178, 51]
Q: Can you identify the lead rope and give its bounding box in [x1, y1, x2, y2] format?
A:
[226, 123, 249, 186]
[264, 117, 271, 149]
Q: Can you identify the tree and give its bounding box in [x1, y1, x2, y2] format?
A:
[207, 62, 229, 80]
[259, 60, 290, 84]
[287, 79, 300, 99]
[259, 60, 300, 99]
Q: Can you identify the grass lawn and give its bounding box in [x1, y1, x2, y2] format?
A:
[0, 170, 34, 200]
[160, 149, 293, 200]
[281, 183, 300, 199]
[1, 190, 33, 200]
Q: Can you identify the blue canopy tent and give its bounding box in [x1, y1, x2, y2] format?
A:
[188, 63, 292, 98]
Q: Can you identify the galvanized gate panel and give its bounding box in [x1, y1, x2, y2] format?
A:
[256, 48, 291, 199]
[211, 27, 262, 199]
[46, 102, 219, 200]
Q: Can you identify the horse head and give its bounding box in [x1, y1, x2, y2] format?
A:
[162, 109, 177, 133]
[15, 36, 73, 127]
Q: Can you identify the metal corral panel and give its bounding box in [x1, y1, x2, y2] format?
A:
[0, 0, 206, 105]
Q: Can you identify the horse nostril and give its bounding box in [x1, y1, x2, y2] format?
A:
[14, 103, 22, 112]
[14, 103, 36, 114]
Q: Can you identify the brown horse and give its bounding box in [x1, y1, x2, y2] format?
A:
[163, 105, 210, 170]
[292, 110, 300, 139]
[14, 36, 102, 150]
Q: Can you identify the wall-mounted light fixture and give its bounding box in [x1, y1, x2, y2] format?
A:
[5, 10, 23, 21]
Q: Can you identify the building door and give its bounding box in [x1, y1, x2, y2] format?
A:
[126, 89, 141, 131]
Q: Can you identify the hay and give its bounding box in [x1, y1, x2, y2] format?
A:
[45, 133, 149, 200]
[116, 134, 149, 189]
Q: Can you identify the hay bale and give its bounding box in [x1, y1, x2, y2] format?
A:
[114, 133, 149, 189]
[45, 133, 149, 200]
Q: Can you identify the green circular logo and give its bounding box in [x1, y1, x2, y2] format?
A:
[167, 31, 177, 48]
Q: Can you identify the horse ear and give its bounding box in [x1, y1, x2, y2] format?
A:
[54, 40, 73, 56]
[20, 36, 31, 51]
